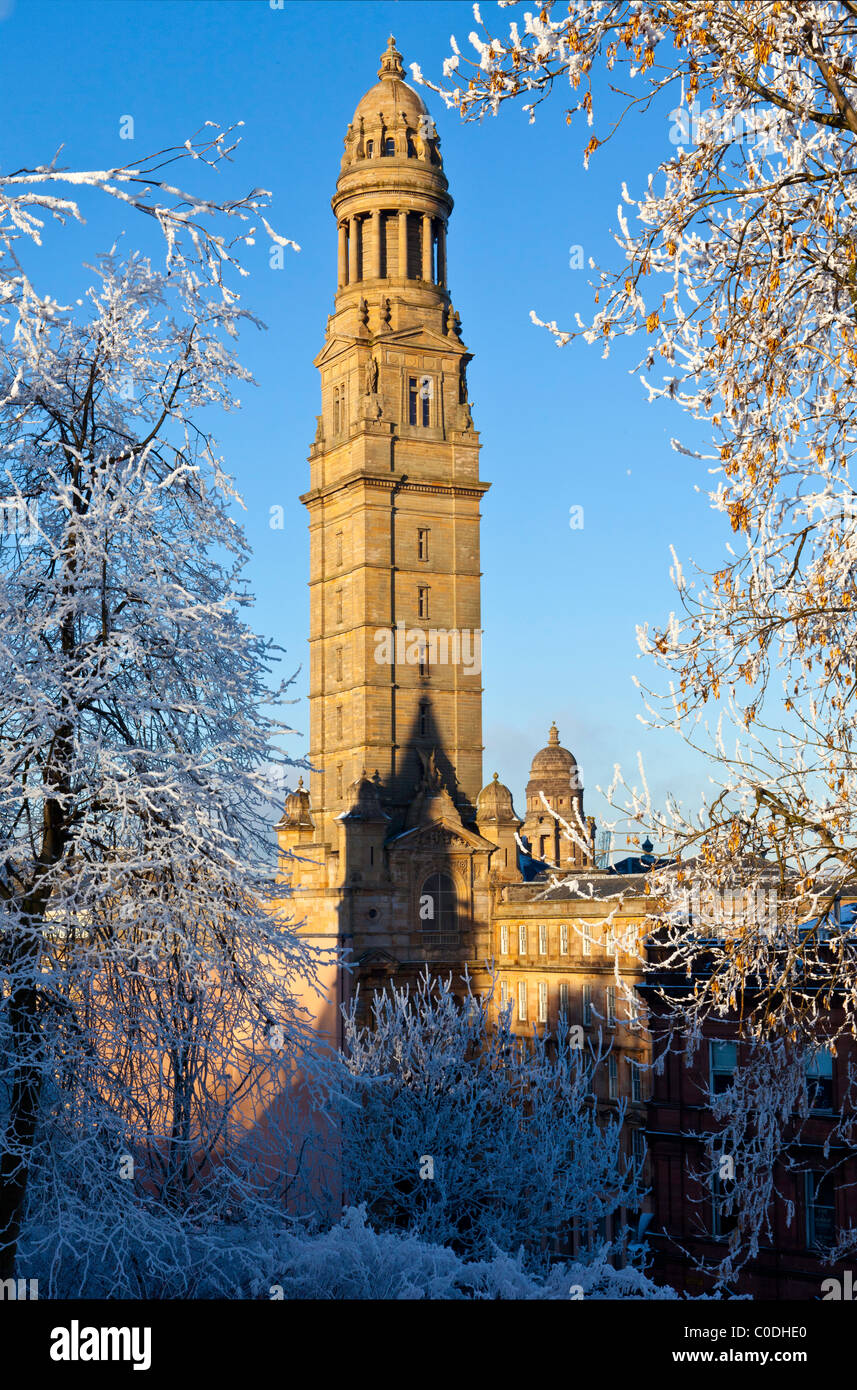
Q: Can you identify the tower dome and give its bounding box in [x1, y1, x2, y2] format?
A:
[331, 36, 452, 307]
[528, 722, 578, 787]
[522, 724, 593, 869]
[339, 770, 389, 823]
[476, 772, 521, 825]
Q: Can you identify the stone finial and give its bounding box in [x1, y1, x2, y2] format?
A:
[378, 34, 405, 81]
[548, 722, 560, 745]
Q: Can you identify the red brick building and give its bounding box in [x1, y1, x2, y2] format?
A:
[642, 950, 857, 1299]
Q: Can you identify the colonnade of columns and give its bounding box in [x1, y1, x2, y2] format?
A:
[336, 210, 447, 289]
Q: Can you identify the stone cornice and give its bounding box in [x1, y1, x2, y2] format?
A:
[300, 472, 490, 507]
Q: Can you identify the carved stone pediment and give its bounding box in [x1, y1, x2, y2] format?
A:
[387, 819, 494, 855]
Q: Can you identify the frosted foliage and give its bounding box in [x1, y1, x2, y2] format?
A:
[418, 1, 857, 1042]
[261, 1205, 688, 1300]
[0, 129, 315, 1280]
[324, 972, 644, 1269]
[21, 1202, 691, 1299]
[413, 2, 857, 1287]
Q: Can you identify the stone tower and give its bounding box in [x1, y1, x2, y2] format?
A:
[304, 34, 487, 840]
[278, 38, 494, 1022]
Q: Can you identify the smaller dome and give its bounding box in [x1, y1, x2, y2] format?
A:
[529, 722, 577, 779]
[476, 772, 521, 825]
[277, 775, 314, 830]
[339, 770, 389, 822]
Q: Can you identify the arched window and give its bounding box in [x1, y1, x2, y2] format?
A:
[366, 139, 374, 157]
[420, 872, 458, 937]
[384, 137, 395, 156]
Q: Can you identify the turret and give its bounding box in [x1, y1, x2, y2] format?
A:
[522, 724, 595, 869]
[476, 772, 523, 881]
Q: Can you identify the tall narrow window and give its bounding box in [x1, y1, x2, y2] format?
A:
[538, 923, 548, 956]
[518, 924, 527, 957]
[419, 701, 429, 738]
[384, 136, 395, 156]
[419, 872, 458, 939]
[605, 925, 616, 956]
[606, 985, 616, 1028]
[608, 1055, 618, 1099]
[558, 981, 569, 1017]
[500, 923, 509, 955]
[517, 981, 527, 1023]
[630, 1059, 642, 1102]
[336, 765, 343, 799]
[709, 1040, 737, 1096]
[417, 528, 430, 562]
[408, 377, 418, 426]
[805, 1048, 835, 1111]
[336, 706, 343, 741]
[711, 1168, 738, 1240]
[582, 983, 592, 1026]
[417, 585, 429, 620]
[581, 922, 592, 956]
[538, 980, 548, 1024]
[559, 923, 569, 956]
[419, 376, 431, 426]
[632, 1128, 646, 1166]
[335, 530, 343, 567]
[366, 139, 374, 157]
[332, 386, 340, 435]
[500, 980, 510, 1010]
[628, 990, 642, 1030]
[418, 639, 429, 678]
[805, 1171, 837, 1248]
[335, 589, 343, 624]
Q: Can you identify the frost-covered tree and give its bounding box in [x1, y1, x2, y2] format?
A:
[261, 1204, 684, 1300]
[324, 972, 644, 1270]
[0, 135, 313, 1282]
[414, 1, 857, 1285]
[417, 0, 857, 1040]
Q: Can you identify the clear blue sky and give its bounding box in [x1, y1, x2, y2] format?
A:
[1, 0, 732, 847]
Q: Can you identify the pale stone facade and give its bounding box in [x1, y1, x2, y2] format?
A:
[276, 42, 652, 1168]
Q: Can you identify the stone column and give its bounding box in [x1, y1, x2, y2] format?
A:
[372, 209, 382, 279]
[436, 221, 447, 289]
[337, 221, 347, 289]
[422, 214, 433, 282]
[398, 210, 408, 279]
[348, 216, 360, 284]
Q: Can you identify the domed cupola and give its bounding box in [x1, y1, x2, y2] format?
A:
[346, 36, 439, 169]
[527, 722, 579, 800]
[476, 773, 523, 882]
[338, 770, 389, 823]
[476, 772, 521, 826]
[331, 36, 453, 310]
[522, 724, 595, 870]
